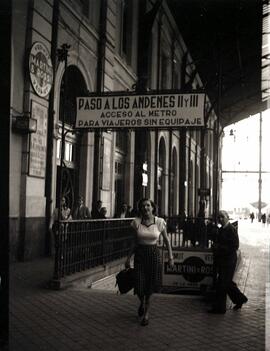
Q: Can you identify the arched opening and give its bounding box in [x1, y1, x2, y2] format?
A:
[56, 65, 87, 210]
[145, 135, 151, 199]
[170, 147, 178, 215]
[134, 131, 151, 207]
[158, 137, 166, 216]
[59, 66, 87, 125]
[188, 160, 194, 216]
[114, 131, 128, 214]
[196, 163, 200, 215]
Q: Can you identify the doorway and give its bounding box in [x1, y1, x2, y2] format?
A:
[56, 65, 87, 210]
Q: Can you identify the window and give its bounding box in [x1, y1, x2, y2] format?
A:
[115, 161, 123, 175]
[56, 140, 76, 165]
[122, 1, 128, 56]
[89, 1, 100, 30]
[157, 166, 163, 191]
[67, 1, 100, 29]
[116, 131, 128, 154]
[173, 71, 179, 89]
[170, 148, 178, 215]
[172, 56, 181, 89]
[147, 37, 153, 87]
[161, 51, 169, 89]
[118, 0, 133, 64]
[65, 142, 74, 163]
[79, 0, 89, 17]
[115, 130, 128, 214]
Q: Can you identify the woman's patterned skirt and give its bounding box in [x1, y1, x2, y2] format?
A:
[134, 244, 162, 296]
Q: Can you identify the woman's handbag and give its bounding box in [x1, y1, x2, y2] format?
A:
[115, 268, 135, 294]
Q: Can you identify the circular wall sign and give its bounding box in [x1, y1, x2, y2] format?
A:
[29, 42, 53, 97]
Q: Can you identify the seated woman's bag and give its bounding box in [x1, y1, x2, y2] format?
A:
[115, 268, 135, 294]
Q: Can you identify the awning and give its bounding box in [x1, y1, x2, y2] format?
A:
[168, 0, 269, 127]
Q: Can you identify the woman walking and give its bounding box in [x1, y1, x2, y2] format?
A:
[125, 198, 174, 326]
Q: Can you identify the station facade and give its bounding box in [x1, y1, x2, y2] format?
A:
[10, 0, 219, 261]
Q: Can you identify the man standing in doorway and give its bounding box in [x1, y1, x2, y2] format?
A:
[91, 200, 103, 219]
[72, 196, 91, 219]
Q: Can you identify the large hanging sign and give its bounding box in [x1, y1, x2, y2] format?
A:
[76, 93, 205, 129]
[162, 249, 213, 290]
[29, 42, 53, 97]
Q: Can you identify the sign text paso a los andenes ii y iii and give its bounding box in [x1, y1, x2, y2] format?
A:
[29, 42, 53, 98]
[76, 93, 205, 129]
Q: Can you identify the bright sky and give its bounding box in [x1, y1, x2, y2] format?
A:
[221, 109, 270, 214]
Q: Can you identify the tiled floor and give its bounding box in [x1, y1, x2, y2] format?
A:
[9, 220, 269, 350]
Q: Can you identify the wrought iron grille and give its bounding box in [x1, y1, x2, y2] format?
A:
[158, 216, 218, 249]
[52, 216, 220, 280]
[53, 218, 134, 280]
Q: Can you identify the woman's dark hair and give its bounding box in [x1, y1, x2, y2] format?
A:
[138, 198, 157, 215]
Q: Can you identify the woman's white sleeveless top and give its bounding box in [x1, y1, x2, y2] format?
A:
[131, 216, 166, 245]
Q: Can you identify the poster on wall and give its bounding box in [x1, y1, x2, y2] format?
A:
[162, 249, 213, 290]
[29, 101, 48, 178]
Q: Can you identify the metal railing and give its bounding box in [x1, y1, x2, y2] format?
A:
[160, 216, 217, 249]
[53, 218, 134, 280]
[52, 216, 219, 280]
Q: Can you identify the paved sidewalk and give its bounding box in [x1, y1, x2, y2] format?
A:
[9, 220, 269, 351]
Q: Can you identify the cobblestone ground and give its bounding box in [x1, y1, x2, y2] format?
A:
[9, 220, 269, 351]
